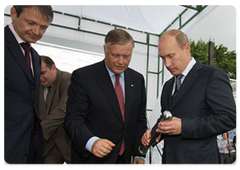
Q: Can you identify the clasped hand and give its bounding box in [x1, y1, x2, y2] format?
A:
[141, 117, 182, 146]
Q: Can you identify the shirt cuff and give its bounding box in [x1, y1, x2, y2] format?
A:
[135, 156, 145, 160]
[85, 136, 100, 153]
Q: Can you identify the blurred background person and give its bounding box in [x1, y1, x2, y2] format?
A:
[217, 132, 231, 165]
[217, 132, 231, 164]
[4, 5, 53, 163]
[231, 135, 236, 163]
[39, 56, 71, 163]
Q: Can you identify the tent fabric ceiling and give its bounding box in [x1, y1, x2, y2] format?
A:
[51, 5, 215, 34]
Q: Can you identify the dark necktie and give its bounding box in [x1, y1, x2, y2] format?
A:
[171, 74, 184, 103]
[21, 43, 33, 76]
[115, 74, 125, 155]
[21, 42, 36, 132]
[46, 85, 52, 99]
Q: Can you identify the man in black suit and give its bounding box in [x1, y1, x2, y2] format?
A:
[141, 29, 236, 164]
[4, 6, 53, 163]
[64, 29, 147, 164]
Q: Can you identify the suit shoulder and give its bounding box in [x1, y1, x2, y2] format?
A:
[73, 61, 103, 74]
[2, 26, 10, 36]
[201, 64, 228, 77]
[60, 69, 71, 76]
[126, 67, 144, 78]
[59, 69, 71, 78]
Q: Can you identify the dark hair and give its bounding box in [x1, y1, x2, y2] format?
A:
[105, 29, 134, 47]
[41, 55, 55, 69]
[222, 132, 229, 138]
[13, 5, 53, 22]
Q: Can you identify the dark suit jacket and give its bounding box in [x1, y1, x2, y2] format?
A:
[4, 26, 43, 163]
[160, 61, 236, 164]
[39, 69, 71, 162]
[64, 60, 147, 163]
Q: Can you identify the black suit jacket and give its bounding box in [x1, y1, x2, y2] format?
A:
[4, 26, 43, 163]
[160, 61, 236, 163]
[64, 60, 147, 163]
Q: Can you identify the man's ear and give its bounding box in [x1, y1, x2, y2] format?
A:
[51, 64, 57, 71]
[184, 43, 191, 56]
[103, 45, 107, 55]
[10, 7, 17, 22]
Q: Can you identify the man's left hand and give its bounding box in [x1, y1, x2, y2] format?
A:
[156, 117, 182, 135]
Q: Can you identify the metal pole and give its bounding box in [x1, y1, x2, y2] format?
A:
[208, 40, 214, 65]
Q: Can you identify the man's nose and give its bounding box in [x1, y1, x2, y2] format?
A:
[165, 58, 171, 68]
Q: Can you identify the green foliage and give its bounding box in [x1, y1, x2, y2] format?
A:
[190, 39, 236, 79]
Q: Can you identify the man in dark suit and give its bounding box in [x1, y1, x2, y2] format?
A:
[141, 29, 236, 164]
[4, 6, 53, 163]
[64, 29, 147, 164]
[39, 56, 71, 163]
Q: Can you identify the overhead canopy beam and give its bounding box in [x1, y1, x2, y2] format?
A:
[181, 5, 206, 11]
[160, 5, 208, 36]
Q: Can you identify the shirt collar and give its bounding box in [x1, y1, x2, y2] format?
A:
[105, 61, 124, 78]
[181, 57, 196, 77]
[9, 23, 31, 46]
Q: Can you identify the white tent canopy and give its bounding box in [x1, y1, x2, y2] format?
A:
[51, 5, 216, 34]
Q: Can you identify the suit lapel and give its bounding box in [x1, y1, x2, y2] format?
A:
[124, 69, 135, 123]
[96, 61, 124, 123]
[39, 86, 48, 120]
[45, 86, 54, 113]
[171, 61, 202, 108]
[6, 27, 33, 83]
[31, 48, 40, 83]
[167, 78, 174, 108]
[45, 71, 60, 113]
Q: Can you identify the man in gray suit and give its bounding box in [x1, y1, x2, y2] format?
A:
[141, 29, 236, 164]
[39, 56, 71, 163]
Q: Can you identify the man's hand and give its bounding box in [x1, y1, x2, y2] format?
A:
[141, 129, 161, 146]
[133, 157, 144, 164]
[226, 144, 231, 150]
[156, 117, 182, 135]
[91, 139, 115, 157]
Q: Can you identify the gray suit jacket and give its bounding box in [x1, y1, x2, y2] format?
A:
[39, 69, 71, 161]
[160, 61, 236, 164]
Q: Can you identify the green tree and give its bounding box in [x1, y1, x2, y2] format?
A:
[190, 39, 236, 79]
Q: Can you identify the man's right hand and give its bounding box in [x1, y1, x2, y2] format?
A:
[141, 129, 152, 146]
[141, 129, 161, 146]
[91, 139, 115, 157]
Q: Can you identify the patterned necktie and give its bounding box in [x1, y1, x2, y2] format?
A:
[115, 74, 125, 155]
[172, 74, 184, 103]
[21, 43, 33, 76]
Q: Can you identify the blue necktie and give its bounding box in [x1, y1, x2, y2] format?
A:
[172, 74, 183, 103]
